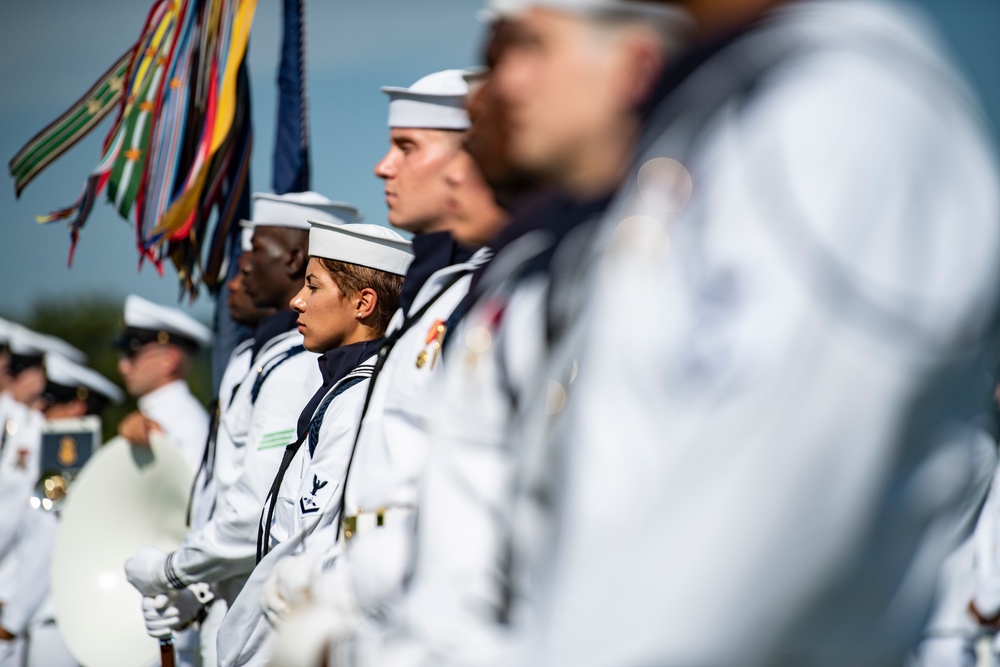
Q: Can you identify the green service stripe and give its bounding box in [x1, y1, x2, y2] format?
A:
[258, 440, 292, 451]
[259, 430, 296, 445]
[258, 437, 296, 449]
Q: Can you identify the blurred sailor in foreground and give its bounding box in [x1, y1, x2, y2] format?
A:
[217, 222, 411, 667]
[125, 192, 348, 666]
[489, 0, 1000, 665]
[0, 353, 122, 667]
[114, 294, 212, 468]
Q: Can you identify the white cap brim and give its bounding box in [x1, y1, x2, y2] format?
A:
[8, 325, 86, 363]
[45, 353, 124, 404]
[123, 295, 213, 348]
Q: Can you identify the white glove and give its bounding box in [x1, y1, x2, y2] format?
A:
[268, 605, 356, 667]
[141, 589, 204, 638]
[125, 546, 172, 596]
[267, 556, 361, 667]
[261, 550, 323, 628]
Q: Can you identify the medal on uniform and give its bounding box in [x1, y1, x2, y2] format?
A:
[416, 320, 447, 370]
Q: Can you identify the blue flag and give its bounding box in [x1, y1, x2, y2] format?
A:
[272, 0, 311, 194]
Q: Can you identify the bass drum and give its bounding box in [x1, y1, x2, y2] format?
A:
[52, 433, 193, 667]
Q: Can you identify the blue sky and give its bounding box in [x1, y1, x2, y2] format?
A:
[0, 0, 997, 324]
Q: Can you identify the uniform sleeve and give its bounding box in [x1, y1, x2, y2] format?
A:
[0, 409, 41, 564]
[0, 509, 57, 635]
[170, 358, 319, 584]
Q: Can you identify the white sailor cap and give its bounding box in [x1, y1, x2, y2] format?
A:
[308, 222, 415, 276]
[43, 353, 124, 405]
[8, 325, 86, 365]
[240, 226, 254, 253]
[115, 295, 213, 354]
[484, 0, 685, 20]
[242, 192, 361, 232]
[381, 70, 472, 130]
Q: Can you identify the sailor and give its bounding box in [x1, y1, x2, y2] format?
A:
[124, 192, 351, 665]
[114, 294, 212, 468]
[490, 0, 1000, 665]
[0, 331, 87, 667]
[303, 67, 494, 628]
[216, 222, 412, 667]
[0, 353, 123, 667]
[184, 226, 277, 667]
[0, 326, 86, 561]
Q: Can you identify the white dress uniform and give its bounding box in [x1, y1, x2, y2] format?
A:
[117, 294, 214, 469]
[331, 245, 491, 616]
[217, 349, 377, 667]
[190, 337, 254, 532]
[164, 316, 320, 601]
[0, 508, 76, 667]
[509, 2, 1000, 666]
[189, 337, 253, 667]
[328, 230, 567, 667]
[0, 328, 85, 562]
[0, 397, 42, 667]
[216, 222, 415, 667]
[0, 352, 122, 667]
[0, 395, 42, 563]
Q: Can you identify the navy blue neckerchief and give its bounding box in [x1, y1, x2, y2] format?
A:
[637, 17, 762, 130]
[441, 189, 613, 352]
[250, 310, 300, 362]
[257, 337, 384, 562]
[294, 338, 384, 442]
[398, 231, 475, 317]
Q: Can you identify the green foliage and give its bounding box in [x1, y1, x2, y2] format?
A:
[18, 294, 212, 442]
